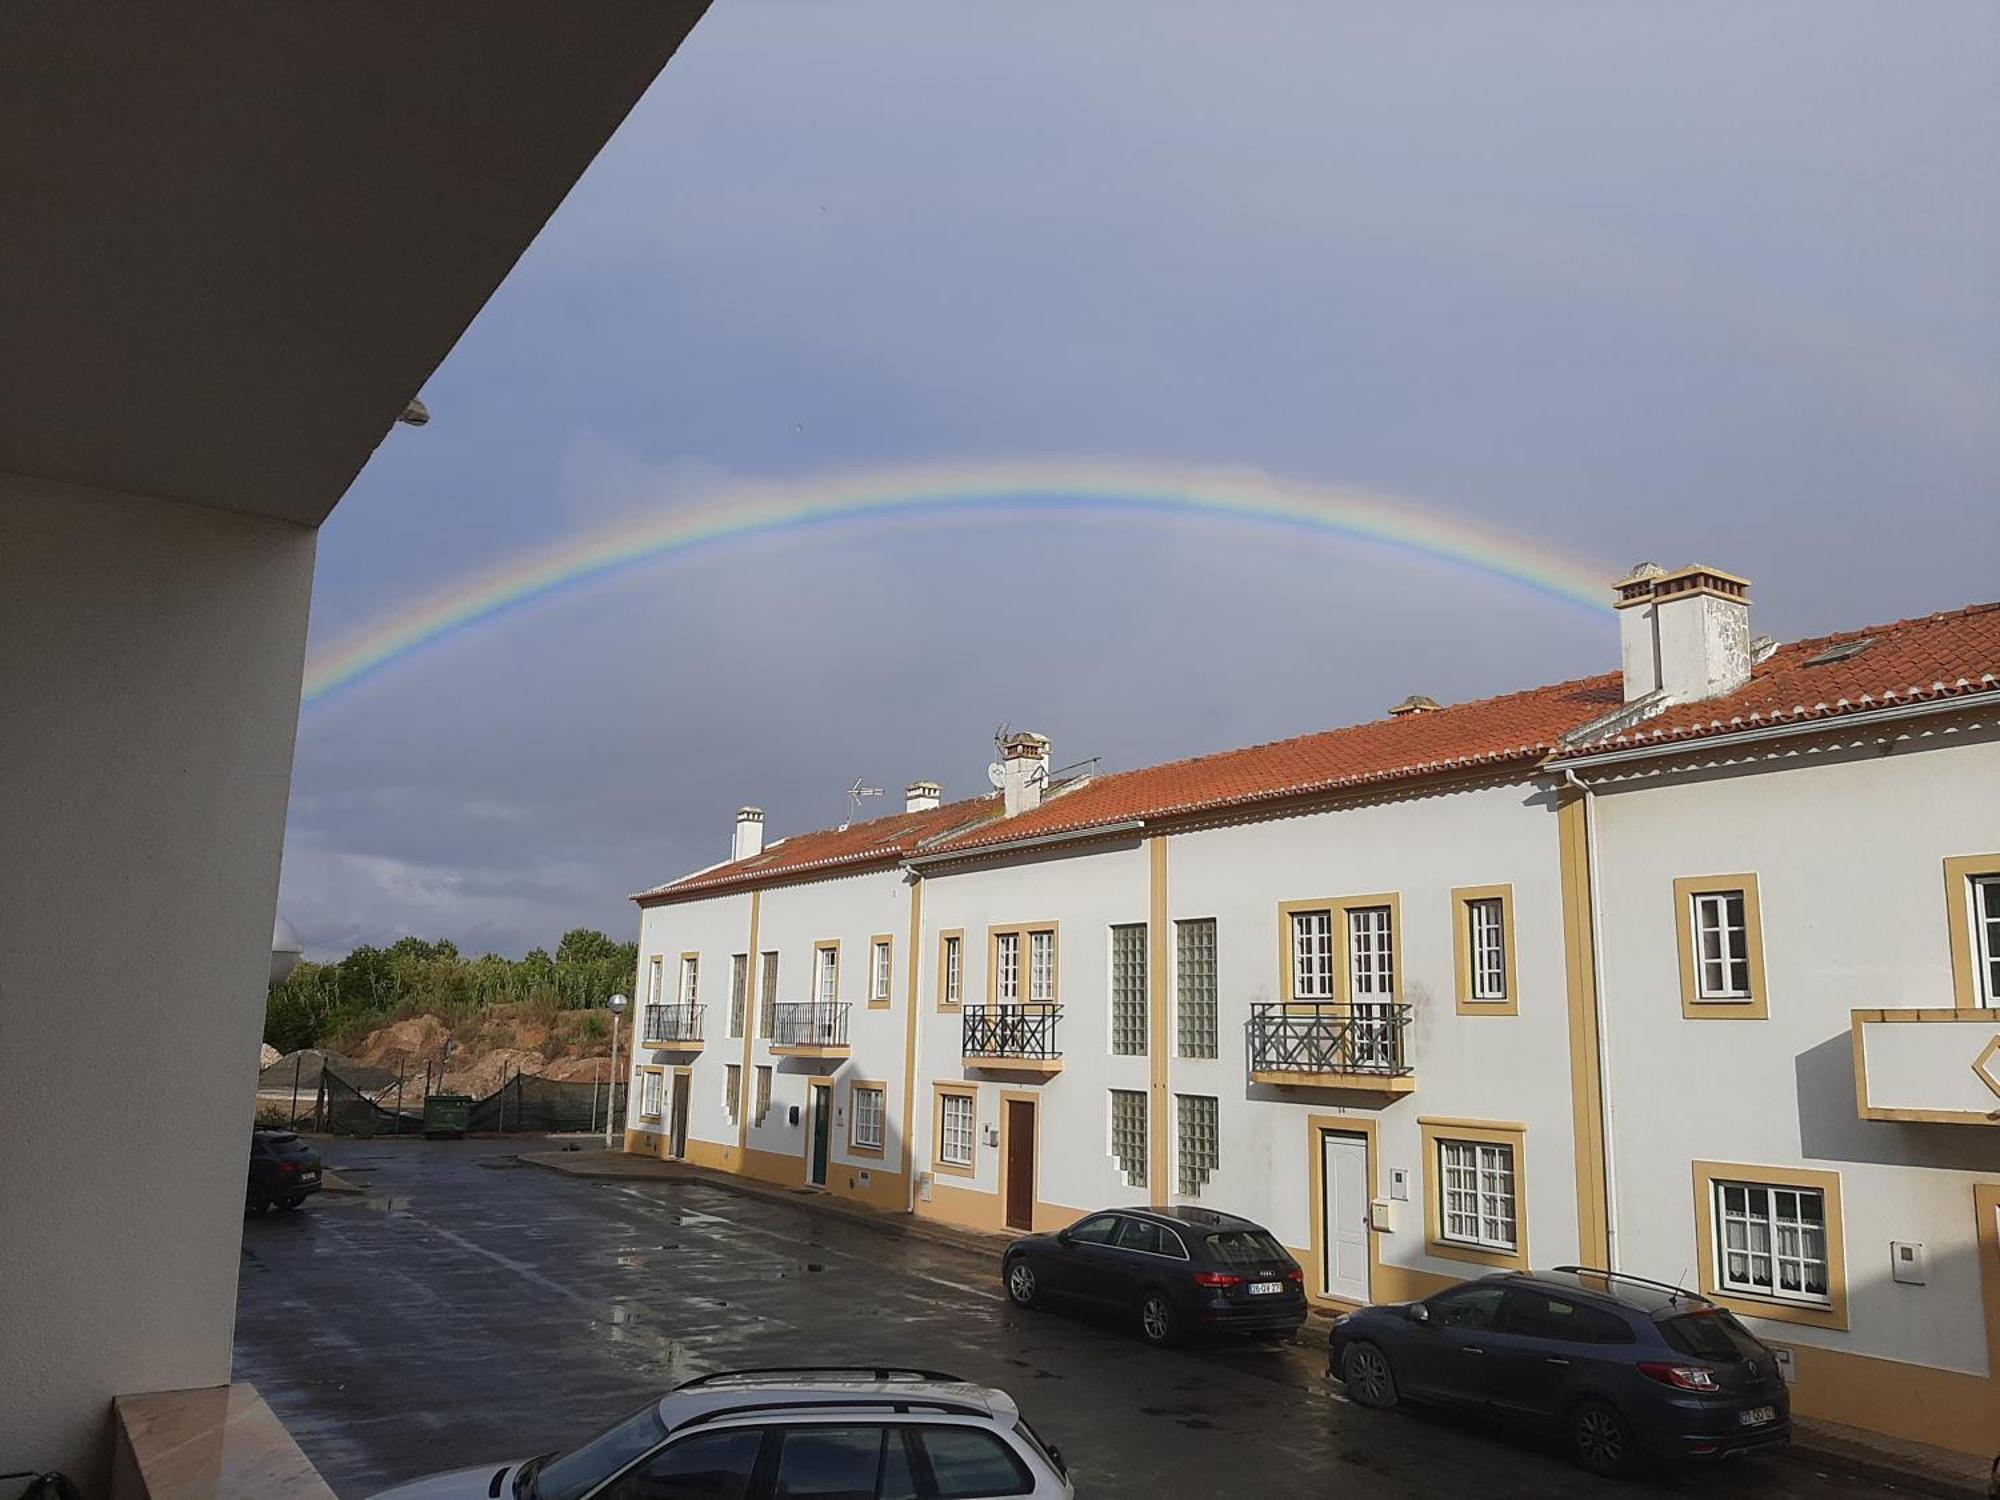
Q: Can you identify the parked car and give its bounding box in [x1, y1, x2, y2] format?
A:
[246, 1128, 321, 1213]
[367, 1367, 1071, 1499]
[1003, 1205, 1306, 1347]
[1327, 1267, 1790, 1477]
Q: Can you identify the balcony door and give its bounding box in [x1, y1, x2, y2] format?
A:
[1320, 1129, 1370, 1304]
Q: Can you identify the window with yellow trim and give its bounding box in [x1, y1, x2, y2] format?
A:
[1452, 884, 1517, 1014]
[937, 930, 964, 1009]
[869, 936, 893, 1006]
[1673, 874, 1768, 1018]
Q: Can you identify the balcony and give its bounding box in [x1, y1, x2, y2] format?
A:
[770, 1001, 852, 1059]
[1851, 1008, 2000, 1125]
[640, 1003, 704, 1053]
[962, 1003, 1063, 1076]
[1248, 1002, 1415, 1095]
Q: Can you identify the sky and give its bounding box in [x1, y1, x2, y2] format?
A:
[280, 0, 2000, 960]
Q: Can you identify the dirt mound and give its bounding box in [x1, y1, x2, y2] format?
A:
[260, 1042, 281, 1068]
[544, 1054, 616, 1083]
[257, 1048, 395, 1093]
[350, 1014, 452, 1068]
[441, 1047, 547, 1098]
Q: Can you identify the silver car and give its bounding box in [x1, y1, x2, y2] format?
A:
[368, 1366, 1074, 1499]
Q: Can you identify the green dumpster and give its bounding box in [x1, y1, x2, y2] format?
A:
[423, 1092, 472, 1139]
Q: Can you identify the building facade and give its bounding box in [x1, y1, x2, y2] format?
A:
[628, 571, 2000, 1458]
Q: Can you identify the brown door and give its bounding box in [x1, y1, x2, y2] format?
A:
[1004, 1098, 1036, 1231]
[669, 1073, 690, 1159]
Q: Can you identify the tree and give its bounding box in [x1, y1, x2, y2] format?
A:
[555, 928, 616, 966]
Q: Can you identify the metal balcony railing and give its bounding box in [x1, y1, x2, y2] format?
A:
[962, 1003, 1062, 1061]
[641, 1003, 704, 1046]
[1248, 1002, 1412, 1077]
[771, 1001, 851, 1049]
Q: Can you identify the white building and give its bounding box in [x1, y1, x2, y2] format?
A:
[628, 568, 2000, 1458]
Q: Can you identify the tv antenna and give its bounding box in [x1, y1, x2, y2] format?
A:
[840, 778, 883, 830]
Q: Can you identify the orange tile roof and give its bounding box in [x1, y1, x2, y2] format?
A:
[1558, 601, 2000, 759]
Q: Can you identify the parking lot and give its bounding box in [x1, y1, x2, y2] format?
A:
[234, 1139, 1896, 1498]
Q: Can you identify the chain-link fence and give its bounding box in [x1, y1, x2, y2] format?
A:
[257, 1052, 625, 1137]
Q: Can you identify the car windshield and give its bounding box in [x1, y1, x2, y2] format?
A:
[1659, 1309, 1766, 1361]
[526, 1400, 665, 1500]
[1202, 1229, 1287, 1266]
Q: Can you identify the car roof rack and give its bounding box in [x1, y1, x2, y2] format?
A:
[672, 1395, 992, 1434]
[676, 1367, 966, 1390]
[1551, 1266, 1710, 1304]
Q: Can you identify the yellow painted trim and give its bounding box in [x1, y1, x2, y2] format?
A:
[1304, 1112, 1380, 1309]
[868, 933, 894, 1009]
[1250, 1070, 1415, 1096]
[1690, 1160, 1848, 1331]
[931, 1082, 977, 1178]
[1148, 835, 1170, 1206]
[736, 893, 759, 1151]
[936, 927, 965, 1011]
[1419, 1117, 1530, 1272]
[1673, 873, 1769, 1019]
[1277, 893, 1403, 1002]
[999, 1089, 1040, 1232]
[1849, 1006, 2000, 1124]
[987, 921, 1061, 1005]
[1944, 854, 2000, 1010]
[901, 878, 923, 1196]
[1557, 792, 1611, 1268]
[1451, 883, 1519, 1016]
[846, 1078, 888, 1156]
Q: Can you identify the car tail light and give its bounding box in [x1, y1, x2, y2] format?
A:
[1638, 1361, 1720, 1392]
[1192, 1271, 1244, 1289]
[1284, 1266, 1304, 1283]
[280, 1161, 301, 1175]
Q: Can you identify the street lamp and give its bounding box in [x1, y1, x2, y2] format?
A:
[604, 993, 628, 1148]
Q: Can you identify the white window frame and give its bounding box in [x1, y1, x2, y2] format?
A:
[1692, 890, 1752, 1000]
[1468, 898, 1507, 1001]
[1439, 1139, 1517, 1252]
[817, 944, 839, 1006]
[1348, 904, 1395, 999]
[648, 955, 664, 1005]
[1291, 910, 1334, 1000]
[871, 939, 893, 1002]
[1029, 930, 1055, 1004]
[679, 955, 699, 1005]
[943, 934, 963, 1005]
[995, 932, 1020, 1005]
[1713, 1180, 1832, 1307]
[852, 1085, 885, 1151]
[638, 1068, 663, 1120]
[939, 1092, 975, 1167]
[1973, 875, 2000, 1007]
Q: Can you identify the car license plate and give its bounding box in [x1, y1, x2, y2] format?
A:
[1737, 1405, 1776, 1427]
[1249, 1281, 1283, 1296]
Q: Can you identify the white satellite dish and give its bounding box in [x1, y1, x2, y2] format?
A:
[986, 761, 1007, 789]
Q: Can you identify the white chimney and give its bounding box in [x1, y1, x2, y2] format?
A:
[732, 807, 764, 861]
[999, 731, 1051, 818]
[905, 780, 942, 814]
[1615, 563, 1752, 705]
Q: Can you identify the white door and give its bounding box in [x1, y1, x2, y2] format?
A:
[1321, 1131, 1371, 1304]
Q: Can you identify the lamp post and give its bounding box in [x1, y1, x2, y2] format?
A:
[604, 993, 627, 1148]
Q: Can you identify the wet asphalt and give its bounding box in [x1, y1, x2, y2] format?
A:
[233, 1138, 1896, 1499]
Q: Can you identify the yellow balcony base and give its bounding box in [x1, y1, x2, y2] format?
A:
[964, 1055, 1064, 1077]
[770, 1043, 851, 1060]
[641, 1037, 703, 1055]
[1251, 1069, 1416, 1096]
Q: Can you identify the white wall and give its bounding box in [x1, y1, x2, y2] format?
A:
[1592, 728, 2000, 1374]
[0, 474, 316, 1491]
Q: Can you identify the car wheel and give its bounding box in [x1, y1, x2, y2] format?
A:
[1340, 1341, 1399, 1408]
[277, 1194, 305, 1210]
[1569, 1399, 1637, 1479]
[1005, 1257, 1040, 1308]
[1138, 1290, 1180, 1348]
[245, 1185, 268, 1215]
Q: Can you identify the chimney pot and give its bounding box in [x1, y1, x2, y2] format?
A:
[1614, 562, 1752, 704]
[1388, 695, 1441, 717]
[905, 780, 942, 814]
[732, 806, 765, 862]
[998, 732, 1051, 817]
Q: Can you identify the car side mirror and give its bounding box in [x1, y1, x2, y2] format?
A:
[1406, 1302, 1431, 1325]
[1055, 1228, 1073, 1245]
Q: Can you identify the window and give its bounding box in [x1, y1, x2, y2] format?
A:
[870, 936, 893, 1006]
[851, 1084, 885, 1152]
[572, 1419, 754, 1500]
[1028, 930, 1054, 1004]
[1453, 885, 1516, 1013]
[816, 943, 839, 1005]
[1426, 1285, 1505, 1331]
[1674, 874, 1767, 1018]
[1112, 1217, 1168, 1255]
[679, 954, 699, 1005]
[1202, 1228, 1287, 1267]
[1439, 1139, 1517, 1252]
[994, 932, 1019, 1004]
[914, 1427, 1032, 1500]
[759, 951, 778, 1035]
[770, 1425, 912, 1500]
[753, 1065, 772, 1127]
[648, 955, 664, 1005]
[722, 1064, 741, 1126]
[1468, 901, 1506, 998]
[1066, 1213, 1120, 1244]
[989, 925, 1056, 1007]
[1502, 1290, 1633, 1344]
[1347, 905, 1396, 1065]
[1713, 1181, 1830, 1306]
[1175, 918, 1217, 1058]
[1110, 922, 1148, 1055]
[1175, 1093, 1218, 1198]
[937, 1090, 975, 1171]
[1973, 874, 2000, 1006]
[639, 1069, 662, 1120]
[1290, 909, 1334, 999]
[939, 931, 964, 1008]
[1109, 1089, 1147, 1188]
[728, 954, 747, 1038]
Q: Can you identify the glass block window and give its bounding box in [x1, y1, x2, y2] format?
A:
[1291, 910, 1334, 999]
[1978, 876, 2000, 1006]
[1176, 1093, 1218, 1198]
[1109, 1089, 1148, 1188]
[729, 954, 748, 1037]
[753, 1065, 772, 1126]
[939, 1093, 975, 1167]
[942, 934, 963, 1005]
[1028, 930, 1055, 1003]
[995, 932, 1020, 1004]
[852, 1085, 885, 1150]
[758, 952, 778, 1035]
[1175, 918, 1218, 1058]
[817, 944, 839, 1005]
[1110, 923, 1149, 1056]
[872, 939, 893, 1002]
[1440, 1140, 1517, 1251]
[679, 954, 699, 1004]
[1715, 1181, 1830, 1304]
[1693, 890, 1751, 998]
[1468, 900, 1507, 1000]
[723, 1063, 741, 1125]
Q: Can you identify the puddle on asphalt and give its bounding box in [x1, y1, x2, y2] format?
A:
[349, 1196, 411, 1212]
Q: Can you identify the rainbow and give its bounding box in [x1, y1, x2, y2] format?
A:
[301, 460, 1613, 707]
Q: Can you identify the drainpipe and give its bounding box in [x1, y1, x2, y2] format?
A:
[1562, 766, 1620, 1271]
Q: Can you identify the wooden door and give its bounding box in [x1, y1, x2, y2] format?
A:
[1004, 1098, 1036, 1231]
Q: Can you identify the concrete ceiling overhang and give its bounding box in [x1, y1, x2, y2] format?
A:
[0, 2, 709, 527]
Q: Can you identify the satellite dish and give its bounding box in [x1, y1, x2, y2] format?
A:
[987, 761, 1007, 789]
